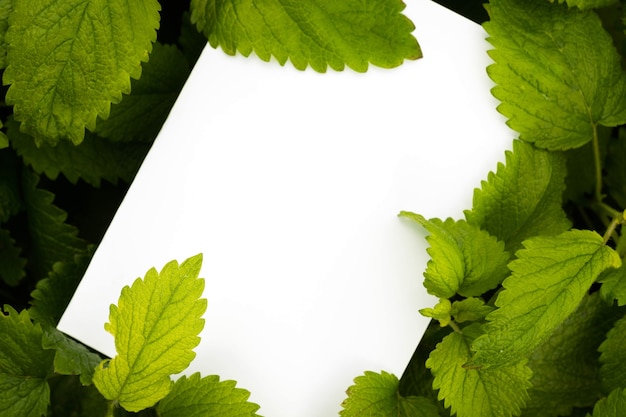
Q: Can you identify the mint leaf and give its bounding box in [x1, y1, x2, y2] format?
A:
[42, 328, 102, 386]
[599, 313, 626, 393]
[10, 121, 149, 187]
[426, 324, 531, 417]
[420, 298, 452, 327]
[466, 140, 570, 254]
[29, 249, 93, 327]
[157, 373, 261, 417]
[470, 230, 621, 369]
[340, 371, 440, 417]
[484, 0, 626, 150]
[524, 293, 617, 416]
[190, 0, 421, 72]
[93, 254, 207, 412]
[605, 130, 626, 209]
[552, 0, 618, 10]
[22, 170, 87, 279]
[588, 388, 626, 417]
[598, 262, 626, 306]
[48, 376, 108, 417]
[4, 0, 161, 145]
[0, 0, 10, 69]
[450, 298, 494, 324]
[0, 306, 55, 417]
[0, 227, 25, 286]
[399, 213, 510, 298]
[94, 42, 191, 143]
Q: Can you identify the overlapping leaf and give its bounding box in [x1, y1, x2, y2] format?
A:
[93, 254, 207, 412]
[466, 140, 570, 254]
[588, 388, 626, 417]
[0, 228, 25, 286]
[340, 371, 440, 417]
[426, 324, 532, 417]
[470, 230, 620, 369]
[42, 328, 102, 386]
[605, 131, 626, 209]
[599, 313, 626, 393]
[598, 262, 626, 306]
[0, 0, 10, 69]
[400, 212, 510, 298]
[94, 42, 191, 143]
[523, 293, 617, 417]
[10, 121, 149, 187]
[22, 170, 87, 279]
[4, 0, 161, 145]
[484, 0, 626, 150]
[190, 0, 421, 72]
[157, 373, 261, 417]
[0, 306, 55, 417]
[551, 0, 618, 10]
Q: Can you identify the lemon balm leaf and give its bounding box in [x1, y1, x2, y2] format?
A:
[340, 371, 440, 417]
[190, 0, 421, 73]
[157, 373, 261, 417]
[466, 140, 570, 254]
[426, 324, 531, 417]
[399, 213, 510, 298]
[589, 388, 626, 417]
[92, 254, 207, 412]
[599, 314, 626, 393]
[4, 0, 161, 145]
[484, 0, 626, 150]
[470, 230, 621, 369]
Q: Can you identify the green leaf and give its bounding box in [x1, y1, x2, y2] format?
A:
[94, 42, 191, 143]
[598, 261, 626, 306]
[93, 254, 207, 412]
[605, 130, 626, 209]
[0, 306, 55, 417]
[22, 169, 87, 279]
[0, 0, 10, 69]
[550, 0, 618, 10]
[42, 328, 102, 386]
[9, 121, 149, 187]
[465, 140, 570, 254]
[470, 230, 621, 369]
[190, 0, 421, 73]
[29, 249, 93, 327]
[588, 388, 626, 417]
[563, 128, 610, 203]
[179, 11, 208, 65]
[523, 293, 617, 417]
[48, 376, 109, 417]
[0, 227, 26, 286]
[450, 298, 494, 324]
[157, 373, 261, 417]
[420, 298, 452, 327]
[483, 0, 626, 150]
[399, 212, 510, 298]
[4, 0, 161, 145]
[340, 370, 440, 417]
[599, 313, 626, 393]
[426, 324, 531, 417]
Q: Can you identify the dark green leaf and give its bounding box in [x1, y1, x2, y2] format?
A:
[599, 313, 626, 393]
[0, 227, 26, 286]
[42, 328, 102, 386]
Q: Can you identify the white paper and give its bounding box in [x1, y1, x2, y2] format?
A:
[58, 1, 515, 415]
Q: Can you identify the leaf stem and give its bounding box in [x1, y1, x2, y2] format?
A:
[105, 401, 115, 417]
[448, 320, 462, 334]
[603, 213, 624, 245]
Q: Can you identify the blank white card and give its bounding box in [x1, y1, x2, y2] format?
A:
[59, 1, 514, 415]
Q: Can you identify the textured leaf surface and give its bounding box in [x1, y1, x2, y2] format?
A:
[400, 212, 510, 298]
[4, 0, 161, 145]
[0, 306, 55, 417]
[29, 249, 93, 327]
[95, 42, 191, 143]
[551, 0, 617, 10]
[466, 140, 570, 253]
[22, 170, 87, 279]
[340, 371, 440, 417]
[589, 388, 626, 417]
[190, 0, 421, 72]
[93, 254, 207, 412]
[0, 227, 26, 286]
[484, 0, 626, 150]
[42, 328, 102, 386]
[523, 293, 616, 417]
[158, 373, 261, 417]
[450, 297, 494, 324]
[426, 324, 531, 417]
[599, 262, 626, 306]
[10, 121, 149, 187]
[0, 0, 10, 69]
[599, 313, 626, 393]
[470, 230, 620, 369]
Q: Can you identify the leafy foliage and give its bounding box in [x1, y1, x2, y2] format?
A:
[190, 0, 421, 72]
[93, 254, 207, 412]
